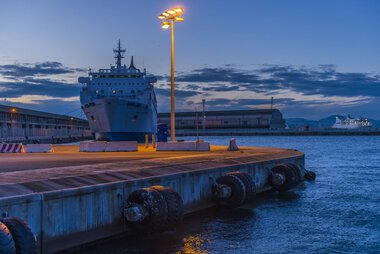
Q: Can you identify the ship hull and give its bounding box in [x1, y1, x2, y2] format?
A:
[82, 97, 157, 142]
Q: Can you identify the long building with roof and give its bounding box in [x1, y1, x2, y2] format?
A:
[158, 109, 286, 136]
[0, 104, 92, 143]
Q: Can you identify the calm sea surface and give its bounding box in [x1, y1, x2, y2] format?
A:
[70, 136, 380, 254]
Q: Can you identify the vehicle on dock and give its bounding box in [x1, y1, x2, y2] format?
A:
[78, 41, 158, 141]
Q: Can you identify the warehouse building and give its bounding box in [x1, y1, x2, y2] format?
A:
[0, 104, 92, 143]
[158, 109, 286, 136]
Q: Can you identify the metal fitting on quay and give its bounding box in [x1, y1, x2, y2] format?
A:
[214, 184, 232, 199]
[271, 172, 286, 186]
[124, 204, 147, 222]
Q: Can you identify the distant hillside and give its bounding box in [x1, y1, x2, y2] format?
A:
[286, 115, 380, 129]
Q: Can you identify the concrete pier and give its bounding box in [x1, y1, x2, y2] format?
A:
[0, 145, 304, 253]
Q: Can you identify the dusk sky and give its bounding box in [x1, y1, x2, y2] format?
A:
[0, 0, 379, 119]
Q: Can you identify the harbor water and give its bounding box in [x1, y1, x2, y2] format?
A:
[69, 136, 380, 254]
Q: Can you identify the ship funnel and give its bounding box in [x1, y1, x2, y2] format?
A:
[129, 56, 136, 69]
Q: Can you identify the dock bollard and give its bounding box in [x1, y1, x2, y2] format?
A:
[227, 138, 239, 151]
[152, 134, 156, 148]
[145, 134, 149, 148]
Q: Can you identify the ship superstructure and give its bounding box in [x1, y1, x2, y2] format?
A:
[332, 115, 372, 129]
[78, 41, 157, 141]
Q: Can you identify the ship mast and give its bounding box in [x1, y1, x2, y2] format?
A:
[113, 40, 126, 69]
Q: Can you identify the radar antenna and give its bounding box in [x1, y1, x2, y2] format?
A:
[113, 39, 126, 69]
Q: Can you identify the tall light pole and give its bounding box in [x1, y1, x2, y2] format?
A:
[158, 7, 184, 143]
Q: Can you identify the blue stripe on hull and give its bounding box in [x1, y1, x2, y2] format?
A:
[95, 132, 154, 142]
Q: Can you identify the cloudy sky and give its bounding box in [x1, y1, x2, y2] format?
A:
[0, 0, 379, 119]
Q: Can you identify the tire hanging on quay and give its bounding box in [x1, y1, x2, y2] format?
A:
[125, 186, 184, 233]
[268, 163, 302, 192]
[151, 186, 184, 230]
[1, 217, 37, 254]
[126, 187, 168, 233]
[213, 171, 256, 208]
[0, 221, 16, 254]
[226, 172, 256, 202]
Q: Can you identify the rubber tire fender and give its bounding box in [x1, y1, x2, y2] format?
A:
[269, 164, 297, 192]
[283, 163, 302, 184]
[215, 174, 246, 208]
[151, 186, 184, 230]
[304, 170, 316, 181]
[0, 221, 16, 254]
[127, 188, 168, 233]
[227, 172, 256, 202]
[2, 217, 36, 254]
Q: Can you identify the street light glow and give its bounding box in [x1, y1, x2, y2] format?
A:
[162, 21, 170, 29]
[158, 7, 185, 143]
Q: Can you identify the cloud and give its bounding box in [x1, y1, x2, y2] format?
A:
[1, 95, 79, 104]
[155, 86, 201, 98]
[0, 61, 85, 116]
[1, 60, 379, 119]
[0, 80, 80, 98]
[157, 64, 379, 118]
[175, 64, 380, 98]
[0, 61, 84, 78]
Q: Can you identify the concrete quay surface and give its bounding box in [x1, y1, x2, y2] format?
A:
[0, 145, 304, 253]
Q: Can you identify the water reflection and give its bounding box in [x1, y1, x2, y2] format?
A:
[175, 235, 208, 254]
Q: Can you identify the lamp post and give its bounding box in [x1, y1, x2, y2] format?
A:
[158, 7, 184, 143]
[10, 108, 16, 137]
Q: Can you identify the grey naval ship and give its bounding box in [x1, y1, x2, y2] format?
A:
[78, 41, 157, 141]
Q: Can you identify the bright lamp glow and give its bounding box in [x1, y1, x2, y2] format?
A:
[174, 8, 183, 13]
[158, 15, 166, 19]
[162, 21, 170, 29]
[167, 10, 175, 15]
[175, 17, 184, 22]
[162, 12, 170, 17]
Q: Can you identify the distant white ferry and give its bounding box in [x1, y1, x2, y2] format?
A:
[332, 115, 372, 129]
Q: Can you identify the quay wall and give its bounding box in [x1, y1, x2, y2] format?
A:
[0, 154, 304, 253]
